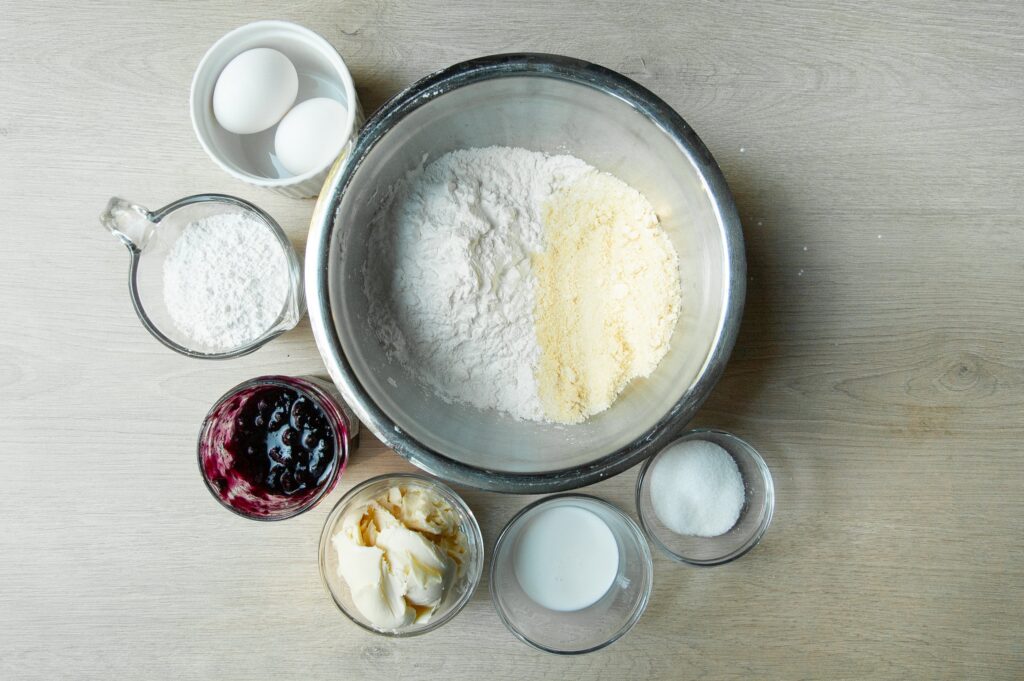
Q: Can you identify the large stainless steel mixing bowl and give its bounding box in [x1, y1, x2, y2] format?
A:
[306, 54, 744, 493]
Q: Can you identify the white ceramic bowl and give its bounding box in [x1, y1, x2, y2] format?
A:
[190, 20, 363, 199]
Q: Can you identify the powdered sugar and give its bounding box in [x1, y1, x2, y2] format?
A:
[365, 147, 592, 420]
[162, 212, 290, 351]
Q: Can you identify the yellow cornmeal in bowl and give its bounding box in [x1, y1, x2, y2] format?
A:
[533, 173, 681, 424]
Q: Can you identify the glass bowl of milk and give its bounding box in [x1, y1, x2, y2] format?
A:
[489, 494, 653, 654]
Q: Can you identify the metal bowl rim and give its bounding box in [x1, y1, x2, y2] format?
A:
[305, 52, 746, 494]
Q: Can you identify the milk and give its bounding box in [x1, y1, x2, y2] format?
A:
[512, 505, 619, 611]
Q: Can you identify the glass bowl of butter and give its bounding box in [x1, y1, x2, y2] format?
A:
[318, 473, 484, 636]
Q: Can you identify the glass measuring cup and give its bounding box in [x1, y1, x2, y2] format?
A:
[101, 194, 304, 359]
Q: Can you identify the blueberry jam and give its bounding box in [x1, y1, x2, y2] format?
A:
[228, 386, 336, 497]
[200, 376, 351, 520]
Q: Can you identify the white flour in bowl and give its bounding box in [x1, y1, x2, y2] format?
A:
[366, 147, 589, 419]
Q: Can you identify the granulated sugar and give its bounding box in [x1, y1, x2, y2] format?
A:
[649, 440, 745, 537]
[162, 212, 290, 351]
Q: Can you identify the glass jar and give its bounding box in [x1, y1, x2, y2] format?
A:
[198, 375, 358, 520]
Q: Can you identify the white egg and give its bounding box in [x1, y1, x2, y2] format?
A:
[274, 97, 350, 176]
[213, 48, 298, 135]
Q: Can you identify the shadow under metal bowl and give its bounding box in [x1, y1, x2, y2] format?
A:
[306, 54, 745, 493]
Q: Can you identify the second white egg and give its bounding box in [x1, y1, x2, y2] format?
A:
[274, 97, 350, 176]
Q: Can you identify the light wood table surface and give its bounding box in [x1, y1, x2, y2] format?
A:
[2, 2, 1022, 679]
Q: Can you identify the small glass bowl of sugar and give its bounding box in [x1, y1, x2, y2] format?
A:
[636, 429, 775, 566]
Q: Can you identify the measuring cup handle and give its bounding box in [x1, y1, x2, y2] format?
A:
[100, 197, 157, 252]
